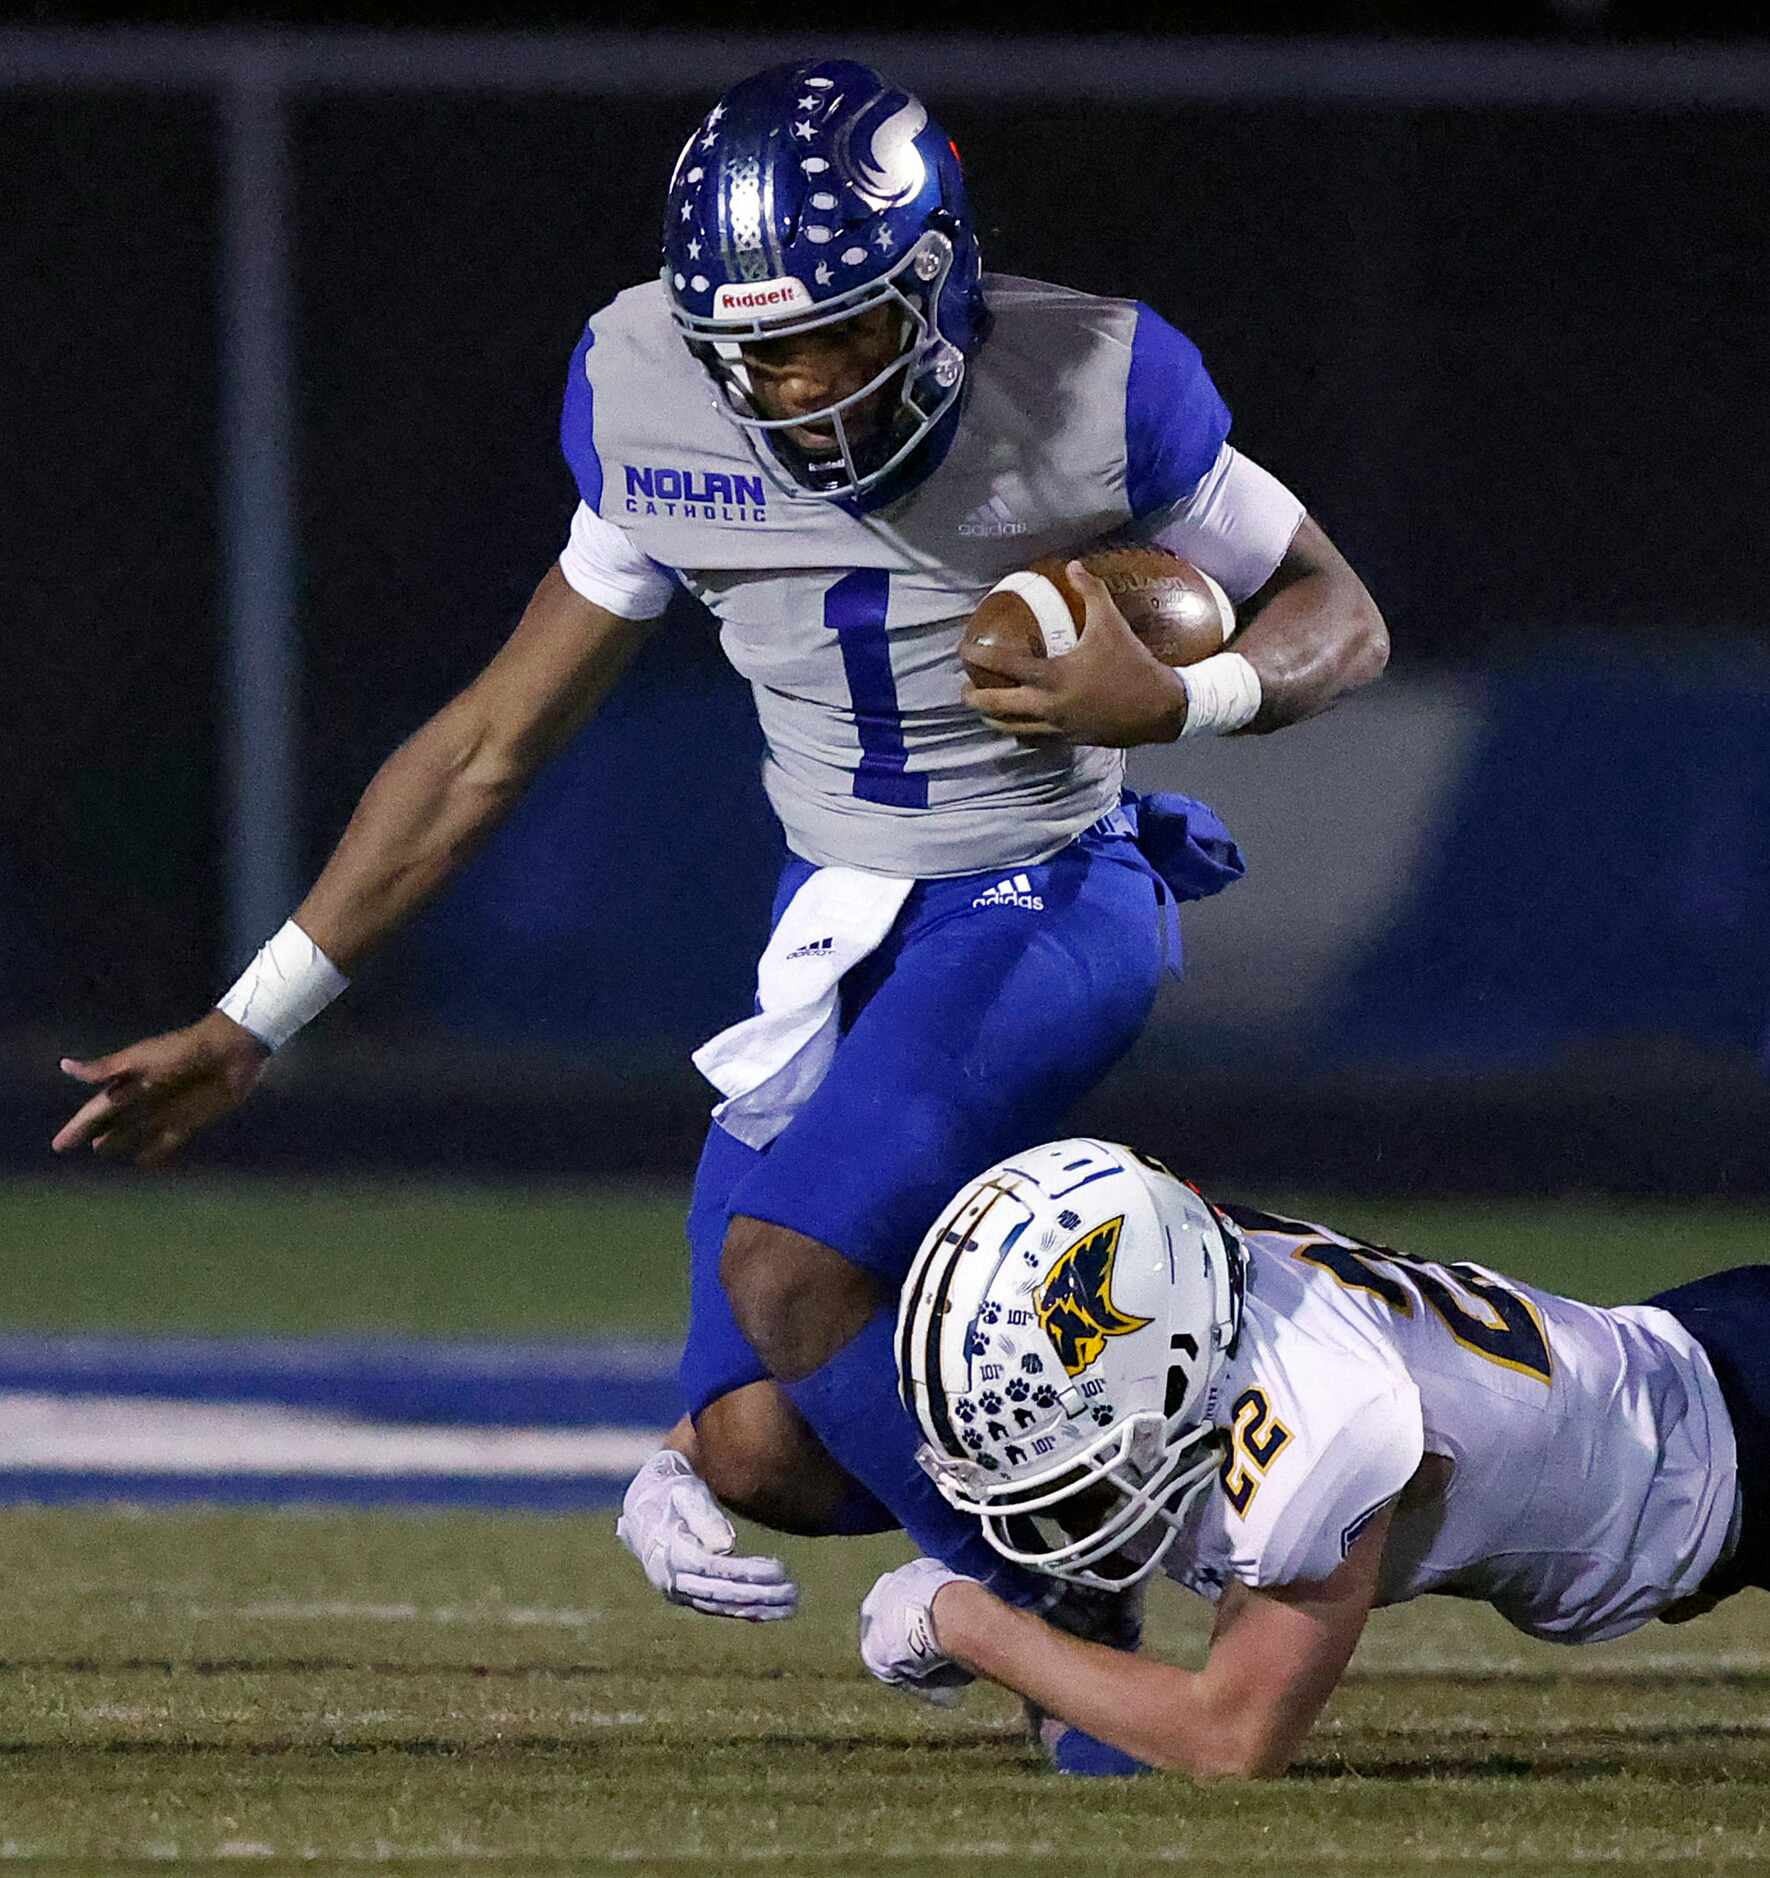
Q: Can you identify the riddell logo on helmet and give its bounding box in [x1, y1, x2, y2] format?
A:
[713, 278, 814, 317]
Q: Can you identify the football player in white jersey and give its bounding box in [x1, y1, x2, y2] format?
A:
[862, 1140, 1765, 1776]
[54, 62, 1386, 1621]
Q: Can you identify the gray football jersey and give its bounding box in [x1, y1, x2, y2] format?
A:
[561, 274, 1231, 877]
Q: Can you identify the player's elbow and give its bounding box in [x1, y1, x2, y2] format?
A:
[455, 734, 532, 805]
[1147, 1737, 1290, 1781]
[1145, 1695, 1296, 1780]
[1338, 586, 1389, 692]
[421, 699, 532, 806]
[1176, 1735, 1293, 1780]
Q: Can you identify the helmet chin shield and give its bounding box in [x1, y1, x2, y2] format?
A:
[673, 230, 964, 500]
[897, 1139, 1246, 1591]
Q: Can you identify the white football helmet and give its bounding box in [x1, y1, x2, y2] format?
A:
[897, 1139, 1245, 1590]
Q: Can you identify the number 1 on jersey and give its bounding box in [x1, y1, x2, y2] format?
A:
[823, 571, 928, 810]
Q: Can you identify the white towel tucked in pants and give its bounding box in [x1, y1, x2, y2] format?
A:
[691, 867, 915, 1150]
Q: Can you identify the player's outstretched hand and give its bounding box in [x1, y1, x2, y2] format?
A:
[858, 1557, 977, 1707]
[616, 1449, 800, 1622]
[961, 560, 1189, 748]
[53, 1009, 271, 1167]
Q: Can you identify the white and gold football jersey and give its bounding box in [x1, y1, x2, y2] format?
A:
[1164, 1206, 1738, 1644]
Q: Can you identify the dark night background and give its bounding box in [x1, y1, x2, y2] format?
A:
[4, 15, 1767, 1190]
[2, 2, 1758, 36]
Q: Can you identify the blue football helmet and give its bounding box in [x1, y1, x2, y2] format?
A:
[662, 60, 989, 502]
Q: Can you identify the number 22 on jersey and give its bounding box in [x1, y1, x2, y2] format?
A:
[1295, 1237, 1554, 1386]
[1220, 1386, 1292, 1517]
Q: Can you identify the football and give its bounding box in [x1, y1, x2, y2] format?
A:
[961, 545, 1236, 690]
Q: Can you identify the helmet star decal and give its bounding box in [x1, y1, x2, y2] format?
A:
[1034, 1216, 1153, 1378]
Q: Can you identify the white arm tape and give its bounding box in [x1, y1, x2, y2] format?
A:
[1178, 652, 1262, 737]
[216, 920, 349, 1051]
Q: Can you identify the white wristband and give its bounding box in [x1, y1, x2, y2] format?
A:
[216, 920, 348, 1051]
[1177, 651, 1262, 738]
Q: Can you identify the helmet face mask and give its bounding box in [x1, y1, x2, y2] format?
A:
[926, 1406, 1226, 1592]
[662, 61, 986, 503]
[678, 231, 962, 500]
[898, 1140, 1246, 1591]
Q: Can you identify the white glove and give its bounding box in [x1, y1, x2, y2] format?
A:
[859, 1557, 977, 1708]
[616, 1449, 799, 1622]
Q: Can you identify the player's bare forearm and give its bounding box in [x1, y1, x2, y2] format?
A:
[930, 1582, 1275, 1776]
[292, 707, 526, 969]
[298, 568, 654, 969]
[1231, 515, 1388, 732]
[931, 1509, 1387, 1778]
[52, 569, 652, 1165]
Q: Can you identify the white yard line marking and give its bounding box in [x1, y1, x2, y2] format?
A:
[215, 1600, 604, 1627]
[0, 1392, 664, 1476]
[0, 1844, 1756, 1866]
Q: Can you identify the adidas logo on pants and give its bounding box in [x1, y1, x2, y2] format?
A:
[970, 872, 1044, 911]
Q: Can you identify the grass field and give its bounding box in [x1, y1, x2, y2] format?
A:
[4, 1175, 1769, 1874]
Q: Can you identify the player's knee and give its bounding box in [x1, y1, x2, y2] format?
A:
[720, 1215, 881, 1383]
[694, 1385, 847, 1536]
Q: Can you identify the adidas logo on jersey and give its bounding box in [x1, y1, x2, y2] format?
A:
[958, 494, 1030, 538]
[785, 935, 835, 961]
[971, 873, 1043, 911]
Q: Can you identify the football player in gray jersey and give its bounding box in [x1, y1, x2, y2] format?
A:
[54, 61, 1386, 1627]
